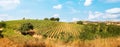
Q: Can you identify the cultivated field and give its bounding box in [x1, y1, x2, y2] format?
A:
[0, 19, 120, 47]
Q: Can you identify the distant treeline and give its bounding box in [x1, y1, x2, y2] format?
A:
[44, 17, 60, 22]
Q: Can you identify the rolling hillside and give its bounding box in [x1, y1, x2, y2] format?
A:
[5, 20, 84, 41]
[1, 19, 120, 47]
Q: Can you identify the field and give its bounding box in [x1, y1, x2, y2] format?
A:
[0, 19, 120, 47]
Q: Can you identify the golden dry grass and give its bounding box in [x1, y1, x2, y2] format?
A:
[0, 38, 18, 47]
[1, 37, 120, 47]
[69, 37, 120, 47]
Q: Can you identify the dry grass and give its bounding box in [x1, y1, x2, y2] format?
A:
[70, 37, 120, 47]
[0, 38, 18, 47]
[23, 39, 46, 47]
[1, 37, 120, 47]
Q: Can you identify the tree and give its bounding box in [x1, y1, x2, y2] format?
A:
[44, 18, 49, 20]
[23, 17, 25, 20]
[19, 23, 34, 35]
[50, 17, 55, 21]
[55, 18, 60, 22]
[50, 17, 60, 22]
[77, 21, 83, 24]
[0, 21, 6, 28]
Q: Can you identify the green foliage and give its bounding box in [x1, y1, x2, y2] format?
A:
[80, 23, 120, 40]
[77, 21, 83, 24]
[79, 31, 96, 40]
[97, 23, 107, 32]
[44, 18, 49, 20]
[84, 24, 98, 33]
[0, 21, 6, 38]
[55, 18, 60, 22]
[3, 19, 120, 42]
[19, 22, 34, 35]
[98, 31, 111, 38]
[50, 17, 60, 22]
[60, 32, 74, 43]
[80, 24, 97, 40]
[50, 17, 55, 21]
[2, 28, 35, 43]
[107, 25, 120, 36]
[0, 21, 6, 28]
[96, 24, 120, 38]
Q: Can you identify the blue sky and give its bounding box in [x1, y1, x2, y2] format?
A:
[0, 0, 120, 22]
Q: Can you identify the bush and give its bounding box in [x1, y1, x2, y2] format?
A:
[84, 24, 98, 33]
[107, 25, 120, 36]
[50, 17, 60, 22]
[44, 18, 49, 20]
[79, 31, 96, 40]
[19, 23, 34, 35]
[0, 21, 6, 38]
[77, 21, 83, 24]
[81, 23, 120, 40]
[0, 21, 6, 28]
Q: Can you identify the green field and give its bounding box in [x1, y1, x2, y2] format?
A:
[1, 19, 120, 47]
[3, 20, 83, 41]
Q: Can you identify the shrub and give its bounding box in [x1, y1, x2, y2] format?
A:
[79, 31, 96, 40]
[0, 21, 6, 38]
[107, 25, 120, 36]
[84, 24, 98, 33]
[44, 18, 49, 20]
[19, 23, 34, 35]
[79, 24, 97, 40]
[77, 21, 83, 24]
[0, 21, 6, 28]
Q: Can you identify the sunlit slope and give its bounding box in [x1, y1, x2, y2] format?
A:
[39, 22, 83, 40]
[6, 20, 83, 40]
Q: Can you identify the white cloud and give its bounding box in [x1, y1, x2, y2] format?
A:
[103, 13, 120, 19]
[53, 4, 62, 10]
[72, 18, 79, 22]
[99, 0, 120, 3]
[84, 0, 92, 6]
[88, 8, 120, 21]
[60, 19, 67, 22]
[106, 0, 120, 3]
[52, 14, 59, 18]
[0, 0, 20, 10]
[88, 11, 103, 20]
[104, 8, 120, 18]
[0, 14, 9, 21]
[106, 8, 120, 13]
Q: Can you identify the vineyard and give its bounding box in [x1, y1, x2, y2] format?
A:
[37, 22, 83, 41]
[1, 19, 120, 47]
[5, 20, 84, 42]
